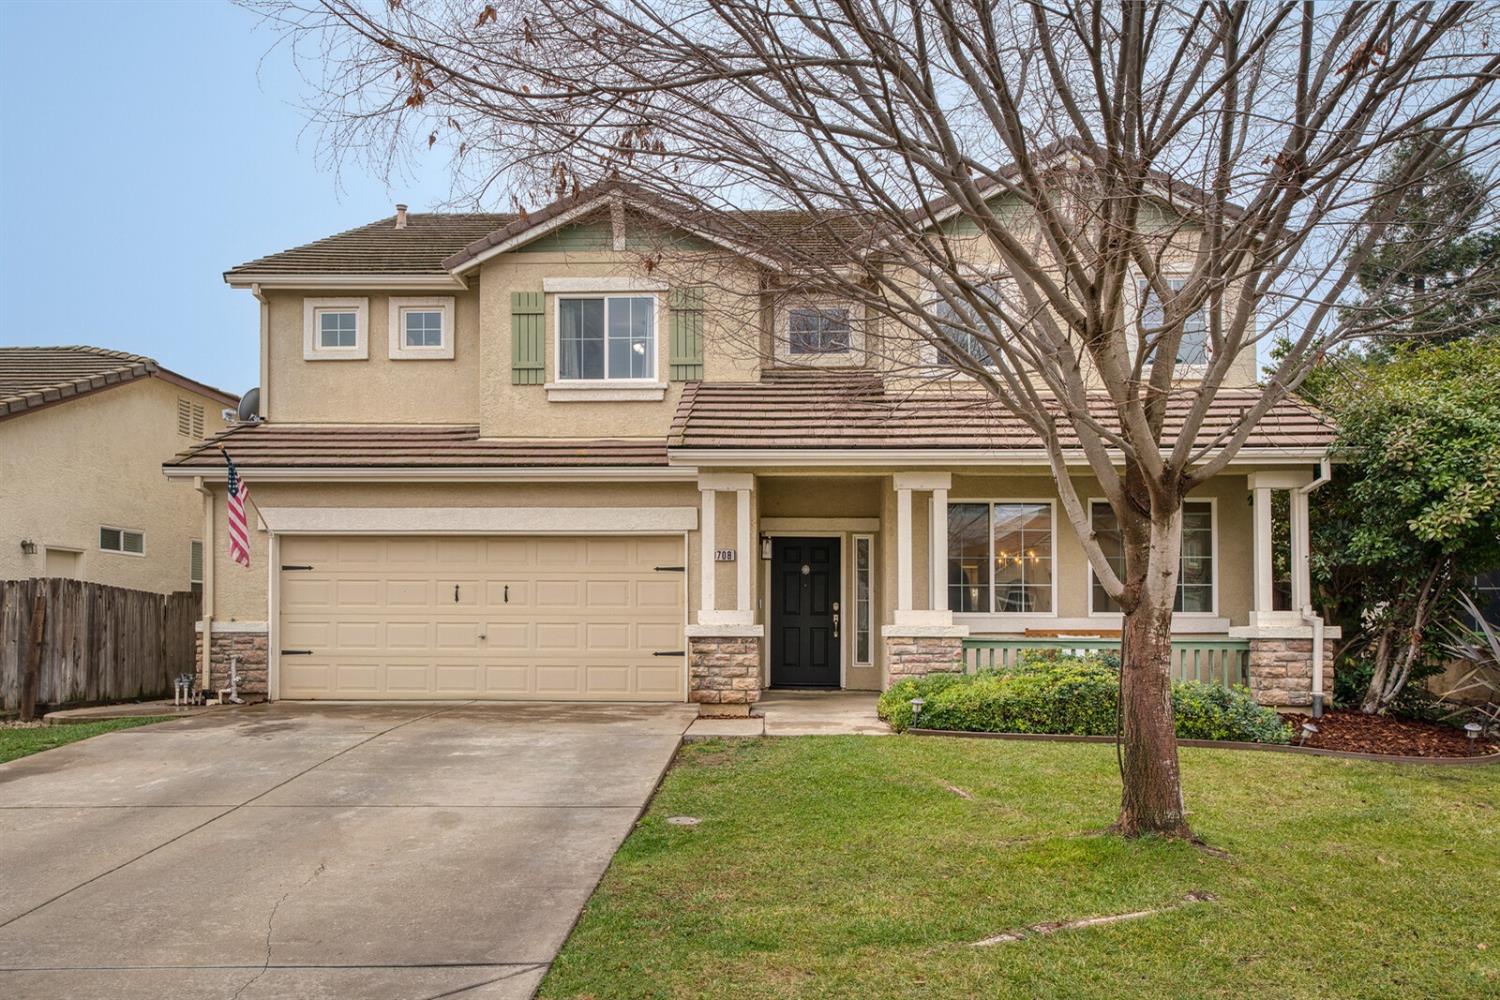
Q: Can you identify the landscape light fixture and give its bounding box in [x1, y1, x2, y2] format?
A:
[1464, 721, 1483, 746]
[1298, 721, 1318, 747]
[910, 697, 925, 727]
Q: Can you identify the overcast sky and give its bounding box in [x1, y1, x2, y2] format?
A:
[0, 0, 455, 395]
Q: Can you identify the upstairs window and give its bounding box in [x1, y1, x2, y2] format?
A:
[176, 398, 205, 439]
[303, 298, 369, 360]
[388, 297, 455, 359]
[788, 306, 851, 355]
[1090, 500, 1215, 614]
[931, 280, 1013, 367]
[1137, 278, 1208, 366]
[557, 295, 656, 381]
[320, 310, 358, 348]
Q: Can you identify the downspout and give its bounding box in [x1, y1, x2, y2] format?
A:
[251, 283, 269, 419]
[1298, 457, 1333, 717]
[196, 476, 215, 692]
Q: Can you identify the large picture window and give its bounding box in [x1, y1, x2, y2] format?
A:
[948, 501, 1054, 614]
[931, 279, 1012, 367]
[557, 295, 656, 380]
[1090, 500, 1215, 614]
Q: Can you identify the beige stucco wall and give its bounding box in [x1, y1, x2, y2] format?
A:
[263, 286, 483, 424]
[0, 377, 231, 593]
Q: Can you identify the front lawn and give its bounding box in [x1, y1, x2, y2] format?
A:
[542, 736, 1499, 999]
[0, 716, 173, 764]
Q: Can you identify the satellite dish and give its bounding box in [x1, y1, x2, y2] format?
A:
[236, 388, 261, 422]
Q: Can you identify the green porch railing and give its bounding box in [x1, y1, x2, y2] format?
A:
[961, 637, 1251, 688]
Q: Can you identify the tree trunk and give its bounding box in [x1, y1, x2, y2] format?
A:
[1112, 502, 1192, 839]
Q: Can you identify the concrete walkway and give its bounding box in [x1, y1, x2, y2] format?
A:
[0, 701, 695, 999]
[686, 690, 890, 738]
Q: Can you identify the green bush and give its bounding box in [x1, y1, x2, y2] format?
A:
[877, 651, 1290, 744]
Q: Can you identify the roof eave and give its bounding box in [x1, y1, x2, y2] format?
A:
[224, 272, 469, 291]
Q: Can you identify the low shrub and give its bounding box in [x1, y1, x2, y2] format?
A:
[877, 650, 1290, 744]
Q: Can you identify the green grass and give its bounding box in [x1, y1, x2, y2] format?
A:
[0, 716, 173, 763]
[541, 737, 1500, 1000]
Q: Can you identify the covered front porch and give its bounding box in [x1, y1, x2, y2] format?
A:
[684, 466, 1336, 715]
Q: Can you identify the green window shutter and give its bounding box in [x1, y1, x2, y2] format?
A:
[669, 286, 705, 381]
[511, 291, 546, 385]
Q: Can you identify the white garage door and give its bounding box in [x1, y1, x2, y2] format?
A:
[277, 535, 686, 701]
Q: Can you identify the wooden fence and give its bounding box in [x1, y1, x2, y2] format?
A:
[0, 578, 199, 714]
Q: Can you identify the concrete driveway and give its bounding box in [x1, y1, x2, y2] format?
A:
[0, 701, 696, 999]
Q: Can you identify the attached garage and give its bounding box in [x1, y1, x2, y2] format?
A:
[275, 534, 686, 701]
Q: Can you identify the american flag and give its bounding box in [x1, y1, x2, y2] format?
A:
[223, 448, 251, 568]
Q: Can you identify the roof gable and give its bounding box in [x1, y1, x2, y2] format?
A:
[0, 346, 238, 421]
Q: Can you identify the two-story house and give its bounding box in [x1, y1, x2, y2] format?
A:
[165, 185, 1337, 711]
[3, 346, 236, 594]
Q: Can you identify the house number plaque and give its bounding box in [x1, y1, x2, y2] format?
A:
[714, 549, 737, 562]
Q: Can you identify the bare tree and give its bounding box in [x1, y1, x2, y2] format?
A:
[245, 0, 1500, 838]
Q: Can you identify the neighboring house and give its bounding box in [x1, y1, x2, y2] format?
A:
[166, 186, 1337, 711]
[2, 346, 237, 595]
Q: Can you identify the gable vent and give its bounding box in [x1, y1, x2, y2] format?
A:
[177, 398, 205, 439]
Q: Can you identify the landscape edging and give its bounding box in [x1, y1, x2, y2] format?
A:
[905, 727, 1500, 765]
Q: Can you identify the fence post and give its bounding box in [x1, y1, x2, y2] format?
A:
[19, 592, 46, 722]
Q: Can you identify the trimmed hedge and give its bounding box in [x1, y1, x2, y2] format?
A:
[878, 650, 1290, 744]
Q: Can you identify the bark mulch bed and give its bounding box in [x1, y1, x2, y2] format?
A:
[1281, 709, 1498, 758]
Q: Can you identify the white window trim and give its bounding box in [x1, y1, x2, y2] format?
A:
[551, 292, 662, 389]
[387, 296, 455, 360]
[99, 525, 146, 557]
[303, 297, 369, 360]
[1130, 271, 1212, 376]
[542, 276, 668, 293]
[773, 297, 864, 366]
[1086, 496, 1219, 618]
[947, 498, 1059, 618]
[853, 533, 875, 667]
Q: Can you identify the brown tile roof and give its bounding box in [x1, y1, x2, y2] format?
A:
[164, 423, 669, 471]
[668, 373, 1334, 455]
[0, 346, 238, 421]
[227, 213, 515, 278]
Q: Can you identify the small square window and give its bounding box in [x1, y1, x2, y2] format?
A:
[100, 527, 121, 551]
[319, 310, 358, 348]
[404, 310, 443, 348]
[303, 298, 369, 360]
[388, 297, 455, 359]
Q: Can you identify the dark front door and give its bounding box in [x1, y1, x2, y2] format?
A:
[771, 537, 841, 687]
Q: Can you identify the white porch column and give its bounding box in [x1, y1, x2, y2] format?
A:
[892, 472, 953, 628]
[930, 487, 948, 612]
[696, 472, 756, 626]
[896, 485, 914, 614]
[1290, 486, 1311, 612]
[699, 486, 716, 616]
[736, 488, 752, 614]
[1250, 485, 1273, 620]
[1246, 470, 1314, 627]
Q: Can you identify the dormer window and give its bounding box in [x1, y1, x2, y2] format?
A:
[775, 298, 863, 365]
[557, 295, 657, 381]
[388, 297, 455, 360]
[788, 307, 851, 354]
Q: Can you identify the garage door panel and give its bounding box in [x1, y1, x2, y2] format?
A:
[279, 534, 685, 701]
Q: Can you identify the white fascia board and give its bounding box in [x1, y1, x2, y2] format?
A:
[258, 505, 698, 534]
[665, 448, 1331, 468]
[225, 273, 468, 291]
[163, 465, 698, 483]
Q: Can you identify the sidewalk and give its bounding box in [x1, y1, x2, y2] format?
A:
[685, 690, 889, 738]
